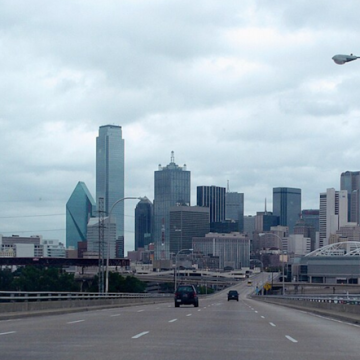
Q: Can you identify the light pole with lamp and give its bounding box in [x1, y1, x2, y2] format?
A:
[332, 54, 359, 65]
[174, 248, 193, 291]
[259, 232, 286, 295]
[105, 196, 147, 293]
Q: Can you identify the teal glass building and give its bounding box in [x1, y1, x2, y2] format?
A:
[66, 181, 96, 249]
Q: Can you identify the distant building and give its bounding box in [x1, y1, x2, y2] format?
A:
[301, 209, 320, 232]
[294, 218, 317, 252]
[66, 181, 96, 249]
[0, 235, 65, 258]
[283, 234, 311, 256]
[197, 185, 226, 224]
[273, 187, 301, 233]
[86, 217, 117, 259]
[169, 205, 210, 254]
[153, 152, 190, 260]
[116, 236, 125, 258]
[135, 197, 153, 250]
[319, 188, 348, 247]
[254, 212, 279, 232]
[96, 125, 125, 238]
[193, 233, 250, 270]
[341, 171, 360, 223]
[225, 192, 244, 232]
[243, 215, 255, 238]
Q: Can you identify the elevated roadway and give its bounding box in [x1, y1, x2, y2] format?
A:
[1, 272, 359, 360]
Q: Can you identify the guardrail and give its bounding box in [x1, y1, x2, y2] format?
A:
[260, 294, 360, 305]
[0, 291, 172, 302]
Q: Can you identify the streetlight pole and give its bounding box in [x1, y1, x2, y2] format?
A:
[332, 54, 359, 65]
[259, 232, 286, 295]
[174, 248, 193, 291]
[105, 196, 147, 293]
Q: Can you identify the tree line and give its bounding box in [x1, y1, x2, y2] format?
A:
[0, 266, 146, 293]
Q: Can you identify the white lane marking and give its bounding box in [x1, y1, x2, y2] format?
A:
[269, 322, 276, 327]
[169, 319, 177, 323]
[186, 314, 192, 317]
[255, 311, 258, 313]
[110, 314, 121, 317]
[67, 320, 85, 324]
[137, 310, 144, 313]
[261, 316, 265, 319]
[198, 309, 201, 312]
[132, 331, 149, 339]
[0, 331, 16, 336]
[286, 335, 298, 343]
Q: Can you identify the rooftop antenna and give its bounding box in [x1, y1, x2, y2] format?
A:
[265, 198, 267, 214]
[227, 180, 230, 192]
[171, 151, 175, 163]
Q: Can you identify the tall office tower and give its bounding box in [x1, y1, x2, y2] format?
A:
[66, 181, 96, 249]
[197, 186, 226, 224]
[134, 198, 153, 250]
[96, 125, 125, 238]
[273, 187, 301, 234]
[169, 205, 210, 255]
[340, 171, 360, 223]
[153, 152, 190, 260]
[225, 192, 245, 232]
[319, 188, 348, 248]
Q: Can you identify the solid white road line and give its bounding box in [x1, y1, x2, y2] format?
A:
[286, 335, 298, 343]
[0, 331, 16, 336]
[132, 331, 149, 339]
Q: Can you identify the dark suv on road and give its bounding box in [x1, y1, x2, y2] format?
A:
[175, 285, 199, 307]
[227, 290, 239, 301]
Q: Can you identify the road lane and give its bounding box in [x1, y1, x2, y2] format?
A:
[0, 285, 359, 360]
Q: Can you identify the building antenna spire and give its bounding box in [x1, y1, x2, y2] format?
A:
[265, 198, 267, 213]
[227, 180, 230, 192]
[171, 151, 175, 163]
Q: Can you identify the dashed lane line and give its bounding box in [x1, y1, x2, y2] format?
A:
[132, 331, 149, 339]
[169, 319, 177, 323]
[67, 320, 85, 324]
[286, 335, 298, 343]
[269, 322, 276, 327]
[0, 331, 16, 336]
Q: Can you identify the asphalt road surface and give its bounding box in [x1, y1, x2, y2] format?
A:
[1, 276, 359, 360]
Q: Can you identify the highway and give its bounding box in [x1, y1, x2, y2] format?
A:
[1, 274, 359, 359]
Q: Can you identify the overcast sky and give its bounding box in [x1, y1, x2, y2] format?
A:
[1, 0, 360, 252]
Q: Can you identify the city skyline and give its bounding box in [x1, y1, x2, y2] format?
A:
[1, 1, 360, 253]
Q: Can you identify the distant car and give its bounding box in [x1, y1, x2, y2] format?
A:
[227, 290, 239, 301]
[175, 285, 199, 307]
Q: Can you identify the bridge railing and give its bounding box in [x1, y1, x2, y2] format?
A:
[0, 291, 172, 302]
[259, 294, 360, 305]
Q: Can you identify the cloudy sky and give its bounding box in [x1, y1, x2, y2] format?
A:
[1, 0, 360, 252]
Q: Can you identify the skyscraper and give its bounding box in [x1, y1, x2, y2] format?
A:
[135, 198, 153, 250]
[197, 186, 226, 224]
[319, 188, 348, 248]
[169, 205, 210, 254]
[96, 125, 125, 237]
[225, 192, 244, 232]
[273, 187, 301, 234]
[66, 181, 96, 249]
[340, 171, 360, 223]
[153, 152, 190, 260]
